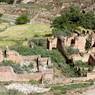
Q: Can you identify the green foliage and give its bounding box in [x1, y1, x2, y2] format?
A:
[12, 45, 79, 77]
[60, 63, 77, 77]
[31, 38, 47, 48]
[12, 45, 65, 64]
[51, 82, 93, 95]
[0, 0, 14, 4]
[88, 66, 94, 72]
[52, 5, 95, 36]
[0, 13, 3, 17]
[29, 80, 39, 85]
[12, 45, 88, 77]
[66, 46, 79, 55]
[2, 60, 33, 74]
[16, 15, 30, 25]
[52, 6, 81, 36]
[74, 61, 88, 77]
[80, 11, 95, 30]
[85, 35, 92, 50]
[74, 60, 89, 68]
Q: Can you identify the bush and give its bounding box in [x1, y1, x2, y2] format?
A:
[29, 80, 39, 85]
[0, 13, 3, 17]
[66, 46, 79, 55]
[0, 0, 14, 4]
[31, 38, 47, 48]
[15, 15, 30, 25]
[2, 60, 34, 74]
[85, 39, 92, 51]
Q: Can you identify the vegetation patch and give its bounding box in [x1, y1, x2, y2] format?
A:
[0, 24, 52, 40]
[51, 82, 93, 95]
[52, 6, 95, 36]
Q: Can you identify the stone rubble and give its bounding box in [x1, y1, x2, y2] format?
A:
[5, 83, 51, 94]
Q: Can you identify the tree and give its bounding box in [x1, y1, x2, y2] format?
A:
[52, 5, 95, 36]
[15, 15, 30, 25]
[52, 6, 81, 36]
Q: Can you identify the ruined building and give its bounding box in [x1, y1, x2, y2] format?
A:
[0, 49, 53, 82]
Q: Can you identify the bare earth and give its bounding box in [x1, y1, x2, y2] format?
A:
[83, 86, 95, 95]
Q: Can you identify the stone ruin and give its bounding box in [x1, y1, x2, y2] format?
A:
[47, 36, 57, 50]
[0, 66, 42, 81]
[47, 32, 95, 52]
[47, 32, 95, 63]
[0, 49, 53, 82]
[88, 53, 95, 65]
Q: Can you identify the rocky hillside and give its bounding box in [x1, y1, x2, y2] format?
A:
[0, 0, 95, 23]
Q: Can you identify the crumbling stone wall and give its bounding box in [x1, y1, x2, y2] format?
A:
[47, 37, 57, 50]
[0, 66, 42, 81]
[47, 33, 95, 52]
[6, 50, 22, 63]
[88, 53, 95, 65]
[0, 49, 54, 82]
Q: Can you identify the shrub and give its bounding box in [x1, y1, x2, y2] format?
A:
[15, 15, 30, 25]
[2, 60, 33, 74]
[29, 80, 39, 85]
[66, 46, 79, 55]
[31, 38, 47, 48]
[0, 13, 3, 17]
[12, 45, 65, 64]
[0, 0, 14, 4]
[85, 39, 92, 51]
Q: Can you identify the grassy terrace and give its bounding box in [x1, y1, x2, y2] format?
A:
[50, 82, 93, 95]
[0, 23, 51, 40]
[0, 23, 51, 47]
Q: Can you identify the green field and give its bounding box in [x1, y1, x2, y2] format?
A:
[0, 23, 52, 47]
[0, 23, 51, 40]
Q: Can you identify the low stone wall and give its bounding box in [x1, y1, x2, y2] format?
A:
[7, 50, 22, 63]
[71, 53, 90, 63]
[47, 37, 57, 50]
[0, 66, 42, 81]
[0, 50, 54, 82]
[71, 72, 95, 82]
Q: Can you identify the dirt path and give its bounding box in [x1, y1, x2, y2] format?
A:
[83, 86, 95, 95]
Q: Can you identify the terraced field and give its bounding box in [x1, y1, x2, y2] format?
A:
[0, 23, 52, 47]
[0, 23, 51, 40]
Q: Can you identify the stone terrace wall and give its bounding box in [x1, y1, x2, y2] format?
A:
[22, 55, 40, 63]
[47, 37, 57, 50]
[6, 50, 51, 66]
[0, 66, 42, 81]
[0, 49, 54, 82]
[7, 50, 22, 63]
